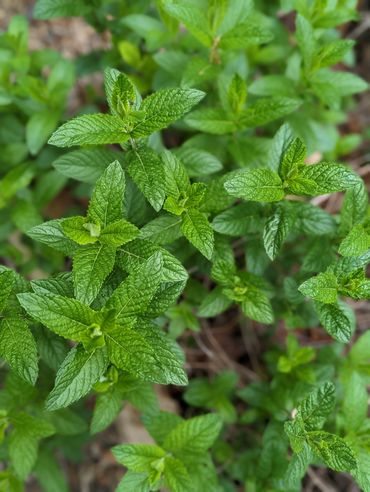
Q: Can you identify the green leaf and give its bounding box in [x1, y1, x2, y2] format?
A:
[143, 411, 183, 445]
[9, 413, 55, 480]
[241, 288, 274, 324]
[62, 216, 98, 245]
[175, 147, 222, 177]
[279, 137, 306, 179]
[115, 471, 151, 492]
[185, 108, 237, 135]
[73, 243, 116, 306]
[88, 161, 125, 228]
[46, 345, 108, 410]
[342, 371, 368, 432]
[313, 40, 354, 71]
[315, 301, 353, 343]
[263, 205, 294, 260]
[26, 110, 59, 155]
[339, 224, 370, 257]
[165, 456, 192, 492]
[298, 271, 338, 303]
[239, 98, 301, 128]
[105, 322, 187, 385]
[48, 114, 127, 147]
[112, 444, 166, 472]
[53, 148, 120, 184]
[198, 287, 233, 317]
[34, 0, 90, 19]
[90, 387, 122, 434]
[17, 293, 98, 344]
[212, 203, 262, 236]
[162, 150, 190, 199]
[162, 2, 212, 46]
[287, 163, 359, 195]
[27, 219, 78, 255]
[296, 382, 335, 431]
[0, 270, 15, 312]
[224, 169, 284, 202]
[219, 21, 272, 49]
[163, 414, 222, 458]
[132, 88, 205, 137]
[105, 68, 140, 116]
[0, 317, 38, 385]
[126, 146, 166, 211]
[307, 431, 357, 472]
[106, 252, 163, 324]
[100, 219, 139, 246]
[310, 70, 368, 107]
[296, 14, 315, 69]
[181, 209, 214, 260]
[139, 215, 182, 245]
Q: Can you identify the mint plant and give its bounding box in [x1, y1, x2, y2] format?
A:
[0, 1, 370, 491]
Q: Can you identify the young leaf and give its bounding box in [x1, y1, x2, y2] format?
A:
[224, 169, 284, 202]
[339, 224, 370, 257]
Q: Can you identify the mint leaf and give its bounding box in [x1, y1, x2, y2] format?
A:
[181, 209, 214, 260]
[9, 413, 54, 480]
[163, 414, 222, 458]
[73, 243, 116, 306]
[17, 293, 99, 344]
[0, 317, 38, 385]
[88, 161, 125, 228]
[112, 443, 166, 472]
[34, 0, 89, 19]
[240, 98, 301, 127]
[106, 252, 163, 324]
[212, 203, 262, 236]
[46, 345, 109, 410]
[164, 456, 192, 492]
[224, 169, 284, 202]
[100, 219, 139, 246]
[299, 271, 338, 303]
[53, 148, 121, 184]
[184, 108, 237, 134]
[132, 88, 205, 137]
[339, 224, 370, 257]
[316, 301, 353, 343]
[296, 382, 335, 431]
[48, 114, 127, 147]
[279, 137, 306, 179]
[62, 216, 98, 245]
[241, 288, 274, 324]
[263, 205, 294, 260]
[287, 163, 359, 195]
[27, 219, 78, 255]
[126, 146, 166, 211]
[307, 431, 357, 472]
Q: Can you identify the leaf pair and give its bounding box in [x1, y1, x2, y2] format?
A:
[48, 68, 205, 147]
[285, 383, 357, 474]
[224, 137, 359, 202]
[113, 412, 222, 492]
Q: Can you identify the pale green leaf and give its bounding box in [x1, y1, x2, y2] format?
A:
[224, 169, 284, 202]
